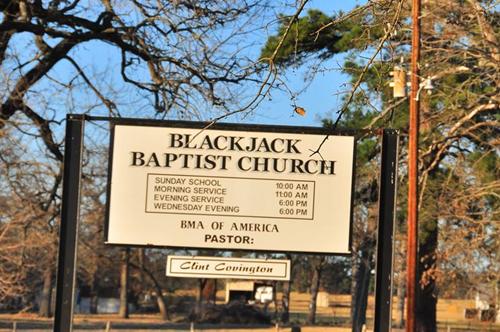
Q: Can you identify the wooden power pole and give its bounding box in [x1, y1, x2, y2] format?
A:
[406, 0, 421, 330]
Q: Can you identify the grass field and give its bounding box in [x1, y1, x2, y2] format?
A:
[0, 291, 498, 331]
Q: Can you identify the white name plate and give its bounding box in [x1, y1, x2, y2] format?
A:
[166, 256, 290, 280]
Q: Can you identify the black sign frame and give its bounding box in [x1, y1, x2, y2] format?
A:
[54, 114, 398, 332]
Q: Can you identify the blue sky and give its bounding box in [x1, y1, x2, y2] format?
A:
[64, 0, 365, 129]
[240, 0, 365, 128]
[5, 0, 365, 153]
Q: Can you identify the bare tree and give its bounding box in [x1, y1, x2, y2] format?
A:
[261, 1, 498, 330]
[306, 256, 326, 325]
[0, 0, 277, 316]
[118, 248, 130, 318]
[0, 127, 59, 313]
[1, 1, 271, 161]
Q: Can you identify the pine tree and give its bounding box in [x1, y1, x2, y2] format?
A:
[261, 1, 498, 330]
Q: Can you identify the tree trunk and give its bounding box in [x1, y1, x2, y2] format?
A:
[135, 248, 145, 313]
[394, 237, 406, 328]
[202, 279, 216, 304]
[128, 259, 169, 320]
[138, 248, 145, 284]
[416, 220, 438, 332]
[90, 275, 98, 314]
[271, 281, 278, 319]
[307, 257, 324, 325]
[152, 281, 168, 320]
[193, 278, 208, 320]
[212, 279, 217, 304]
[350, 251, 358, 322]
[38, 267, 52, 317]
[146, 267, 168, 320]
[351, 238, 373, 332]
[155, 294, 168, 320]
[281, 254, 293, 324]
[198, 279, 208, 304]
[119, 248, 129, 319]
[281, 280, 291, 324]
[90, 294, 98, 315]
[395, 274, 406, 328]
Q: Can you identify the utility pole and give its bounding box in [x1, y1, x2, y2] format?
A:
[406, 0, 421, 329]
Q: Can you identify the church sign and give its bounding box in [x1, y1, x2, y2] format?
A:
[105, 123, 355, 254]
[55, 115, 399, 332]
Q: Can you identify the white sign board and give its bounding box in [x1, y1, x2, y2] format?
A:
[106, 123, 355, 253]
[166, 256, 290, 280]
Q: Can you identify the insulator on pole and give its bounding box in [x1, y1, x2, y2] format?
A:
[389, 66, 407, 98]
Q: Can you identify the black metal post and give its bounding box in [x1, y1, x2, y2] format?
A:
[374, 129, 399, 332]
[54, 114, 85, 332]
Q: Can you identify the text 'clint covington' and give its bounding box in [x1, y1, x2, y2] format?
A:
[129, 133, 337, 175]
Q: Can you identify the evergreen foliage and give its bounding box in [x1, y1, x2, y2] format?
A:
[260, 9, 382, 66]
[261, 0, 498, 330]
